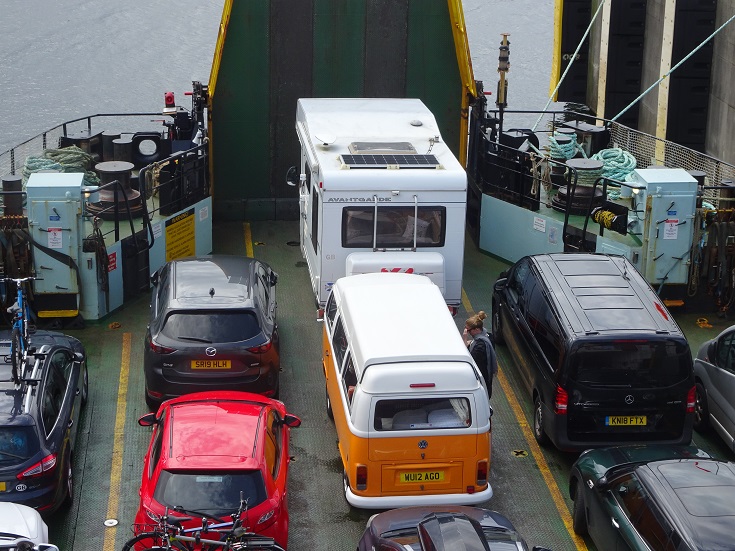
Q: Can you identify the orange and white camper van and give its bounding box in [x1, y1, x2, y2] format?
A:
[322, 272, 492, 509]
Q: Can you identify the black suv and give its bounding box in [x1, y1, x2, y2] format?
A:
[0, 330, 88, 514]
[143, 255, 280, 410]
[492, 253, 694, 451]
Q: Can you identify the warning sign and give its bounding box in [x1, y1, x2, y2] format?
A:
[165, 208, 196, 261]
[47, 228, 63, 249]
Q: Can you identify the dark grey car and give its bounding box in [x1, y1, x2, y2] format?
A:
[143, 255, 279, 410]
[356, 506, 551, 551]
[0, 330, 88, 514]
[694, 326, 735, 450]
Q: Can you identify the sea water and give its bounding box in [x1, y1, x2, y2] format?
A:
[0, 0, 554, 153]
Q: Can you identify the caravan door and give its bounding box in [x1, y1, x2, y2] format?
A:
[300, 166, 322, 302]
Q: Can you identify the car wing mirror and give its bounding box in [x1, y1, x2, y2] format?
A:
[74, 351, 85, 363]
[282, 414, 302, 428]
[493, 277, 508, 291]
[286, 165, 298, 187]
[150, 270, 160, 286]
[270, 271, 279, 286]
[138, 412, 158, 426]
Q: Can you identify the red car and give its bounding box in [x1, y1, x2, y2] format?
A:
[133, 391, 301, 549]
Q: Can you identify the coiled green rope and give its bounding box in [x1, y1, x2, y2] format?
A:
[548, 133, 587, 161]
[22, 145, 101, 187]
[591, 147, 637, 181]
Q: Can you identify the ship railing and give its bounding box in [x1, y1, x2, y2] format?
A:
[0, 113, 210, 251]
[469, 107, 735, 211]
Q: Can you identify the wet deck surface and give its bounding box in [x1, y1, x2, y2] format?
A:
[46, 220, 735, 551]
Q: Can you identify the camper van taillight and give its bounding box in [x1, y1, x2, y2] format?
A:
[554, 385, 568, 415]
[356, 465, 368, 490]
[476, 460, 488, 486]
[410, 383, 436, 388]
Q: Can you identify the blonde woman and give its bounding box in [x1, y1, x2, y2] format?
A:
[463, 311, 498, 398]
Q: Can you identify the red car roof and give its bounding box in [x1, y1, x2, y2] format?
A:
[162, 394, 267, 470]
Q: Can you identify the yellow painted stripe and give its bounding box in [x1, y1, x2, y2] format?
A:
[103, 332, 131, 551]
[461, 288, 474, 316]
[463, 290, 588, 550]
[244, 222, 254, 258]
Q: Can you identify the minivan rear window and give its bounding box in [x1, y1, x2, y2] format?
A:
[569, 340, 691, 387]
[161, 311, 261, 343]
[373, 398, 471, 431]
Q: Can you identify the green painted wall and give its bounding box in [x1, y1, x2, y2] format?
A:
[211, 0, 463, 221]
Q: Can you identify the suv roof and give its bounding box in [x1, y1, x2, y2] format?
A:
[531, 253, 683, 336]
[167, 255, 258, 308]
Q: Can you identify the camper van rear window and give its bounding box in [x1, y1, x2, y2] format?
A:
[374, 398, 471, 431]
[342, 206, 446, 248]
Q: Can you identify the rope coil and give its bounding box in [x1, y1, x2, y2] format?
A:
[22, 145, 101, 187]
[591, 147, 637, 181]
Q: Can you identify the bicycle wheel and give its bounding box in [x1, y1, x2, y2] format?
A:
[121, 532, 189, 551]
[11, 327, 25, 381]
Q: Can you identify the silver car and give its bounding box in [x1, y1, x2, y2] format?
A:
[694, 327, 735, 450]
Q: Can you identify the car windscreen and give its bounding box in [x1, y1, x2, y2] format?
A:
[153, 470, 266, 516]
[569, 339, 692, 387]
[161, 311, 262, 343]
[0, 426, 39, 466]
[373, 398, 471, 431]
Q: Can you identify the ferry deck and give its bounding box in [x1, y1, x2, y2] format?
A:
[41, 219, 735, 551]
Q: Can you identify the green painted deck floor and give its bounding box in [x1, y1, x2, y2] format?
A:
[46, 220, 735, 551]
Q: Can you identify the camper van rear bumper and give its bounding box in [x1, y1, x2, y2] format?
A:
[345, 485, 493, 509]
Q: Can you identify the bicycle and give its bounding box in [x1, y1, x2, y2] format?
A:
[3, 276, 37, 383]
[0, 538, 59, 551]
[121, 494, 286, 551]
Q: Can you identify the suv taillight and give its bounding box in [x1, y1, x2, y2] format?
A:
[476, 460, 488, 486]
[18, 454, 57, 479]
[554, 385, 568, 415]
[247, 340, 272, 354]
[147, 334, 176, 354]
[356, 465, 368, 490]
[686, 385, 696, 413]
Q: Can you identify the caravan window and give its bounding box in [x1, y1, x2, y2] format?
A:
[373, 398, 471, 431]
[342, 206, 446, 248]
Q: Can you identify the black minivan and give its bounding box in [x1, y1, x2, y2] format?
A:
[492, 253, 694, 452]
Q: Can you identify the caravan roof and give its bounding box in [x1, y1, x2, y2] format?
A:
[332, 273, 472, 376]
[296, 98, 466, 192]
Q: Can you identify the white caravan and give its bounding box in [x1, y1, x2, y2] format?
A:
[291, 98, 467, 310]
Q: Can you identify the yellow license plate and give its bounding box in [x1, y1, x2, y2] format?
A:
[0, 481, 5, 491]
[191, 360, 231, 370]
[400, 471, 444, 483]
[606, 415, 647, 426]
